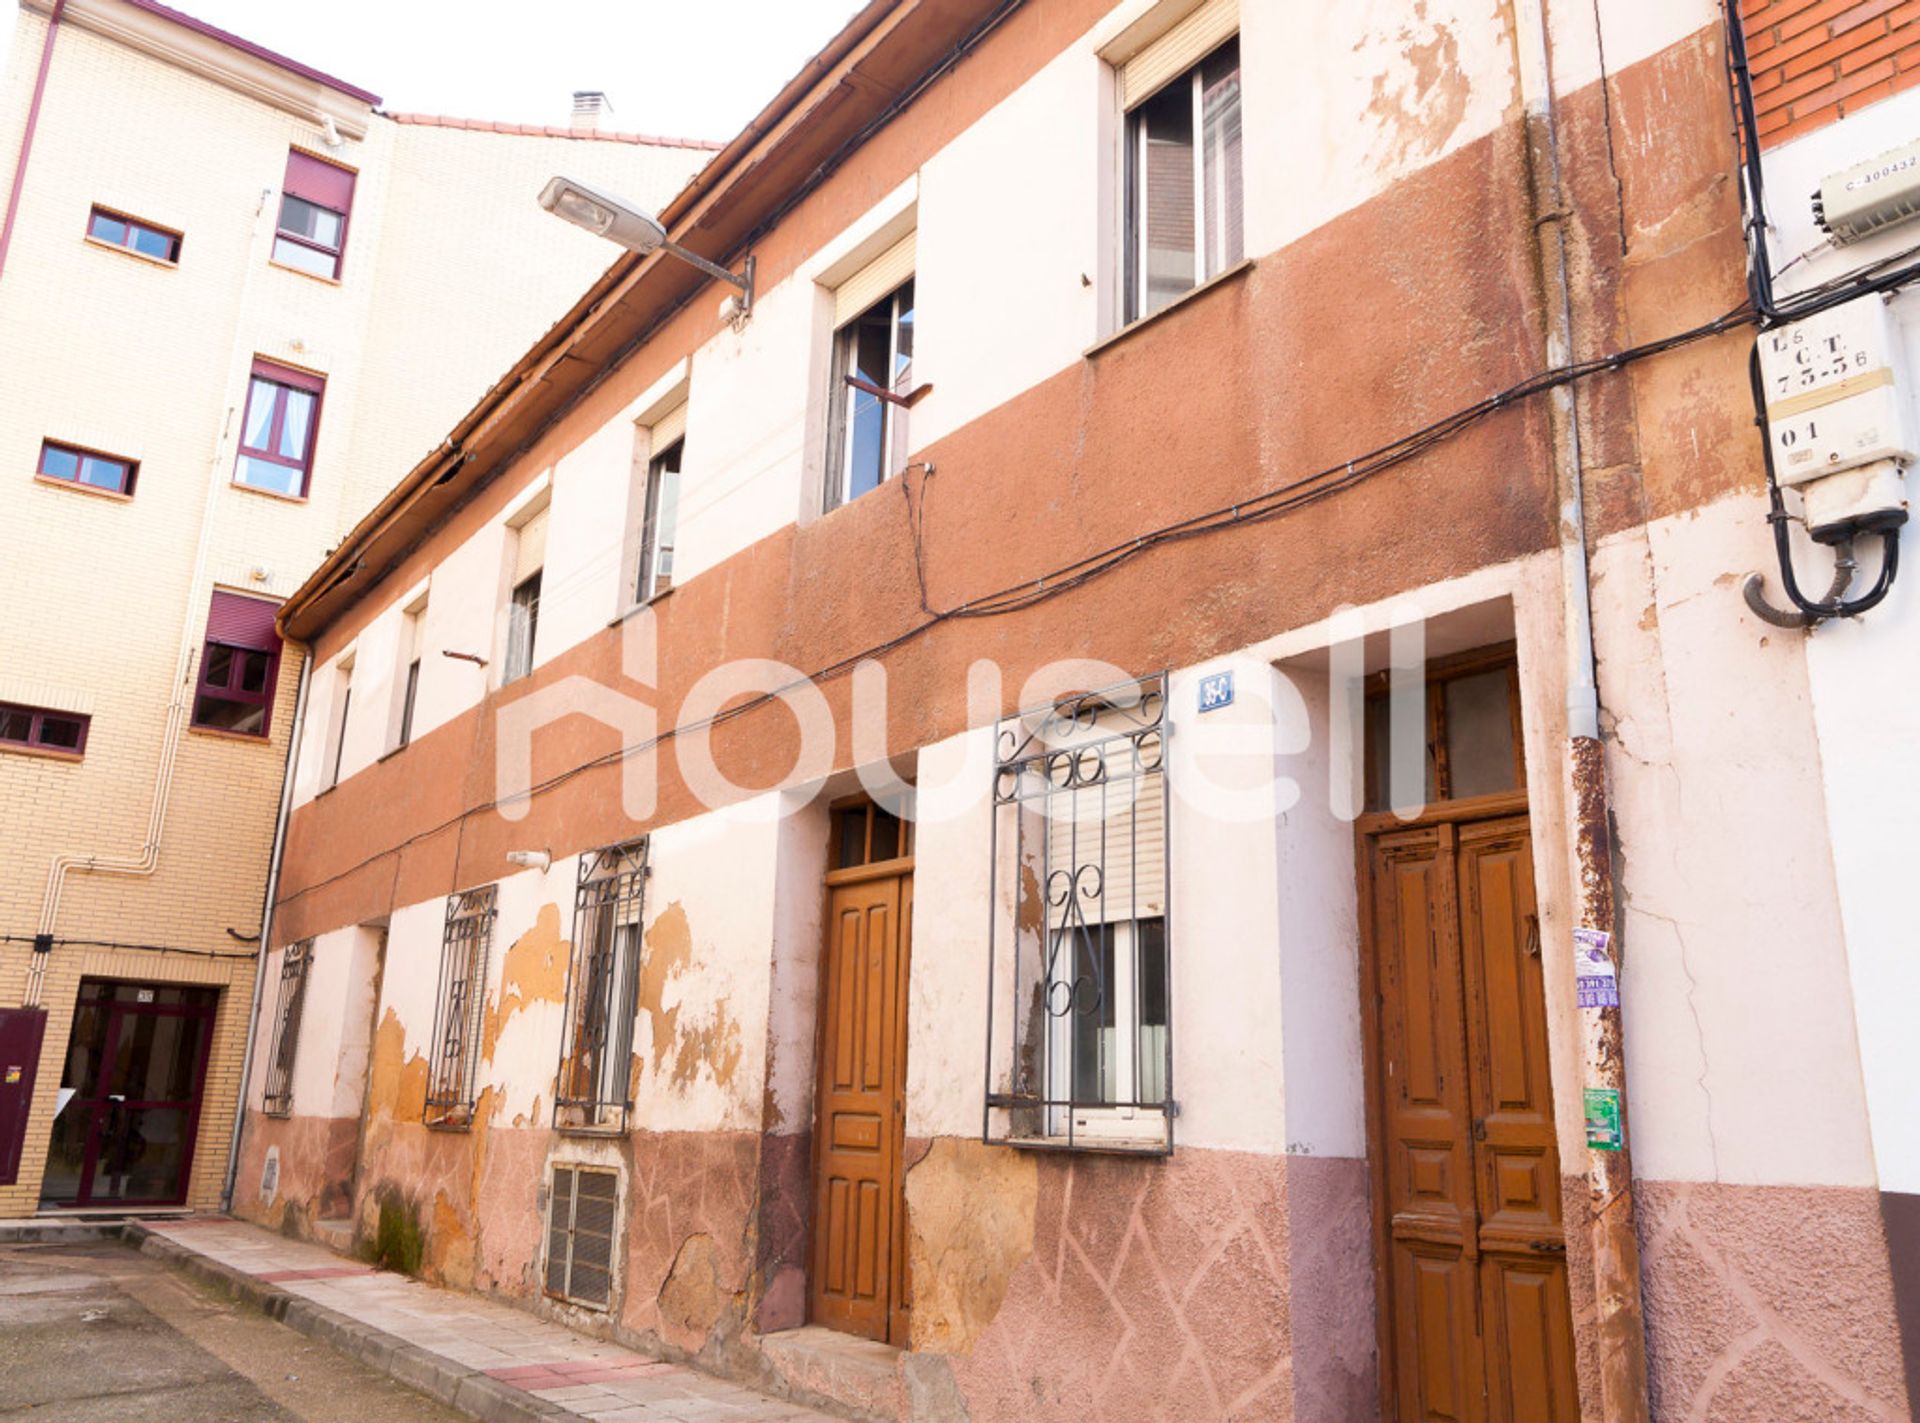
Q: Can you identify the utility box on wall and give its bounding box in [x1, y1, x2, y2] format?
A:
[0, 1007, 47, 1187]
[1758, 296, 1916, 543]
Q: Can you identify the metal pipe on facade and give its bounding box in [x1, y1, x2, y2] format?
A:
[222, 654, 310, 1212]
[0, 0, 65, 290]
[1511, 2, 1652, 1418]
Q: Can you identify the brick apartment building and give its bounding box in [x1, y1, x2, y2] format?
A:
[0, 0, 712, 1220]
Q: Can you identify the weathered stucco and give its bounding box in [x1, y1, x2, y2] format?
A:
[904, 1137, 1039, 1354]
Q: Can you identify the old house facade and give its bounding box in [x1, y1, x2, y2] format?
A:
[0, 0, 712, 1219]
[231, 0, 1915, 1420]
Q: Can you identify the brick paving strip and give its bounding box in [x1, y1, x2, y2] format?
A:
[124, 1219, 837, 1423]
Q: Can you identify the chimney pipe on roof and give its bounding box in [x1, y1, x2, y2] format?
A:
[571, 90, 611, 132]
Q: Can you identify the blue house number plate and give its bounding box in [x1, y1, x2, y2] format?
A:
[1198, 670, 1234, 712]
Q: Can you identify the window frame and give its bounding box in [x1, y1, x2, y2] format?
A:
[0, 701, 90, 757]
[504, 571, 542, 684]
[555, 841, 650, 1134]
[635, 437, 682, 605]
[825, 278, 916, 510]
[37, 439, 137, 497]
[545, 1164, 620, 1309]
[1122, 35, 1243, 326]
[326, 663, 353, 787]
[233, 360, 325, 500]
[191, 641, 278, 739]
[85, 205, 182, 264]
[261, 940, 314, 1118]
[272, 149, 355, 280]
[425, 886, 498, 1130]
[984, 673, 1174, 1156]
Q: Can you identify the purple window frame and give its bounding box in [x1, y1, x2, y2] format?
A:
[191, 642, 278, 738]
[86, 205, 181, 263]
[37, 439, 136, 496]
[274, 150, 355, 279]
[0, 701, 90, 756]
[234, 360, 324, 498]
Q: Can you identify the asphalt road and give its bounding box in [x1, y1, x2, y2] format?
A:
[0, 1238, 467, 1421]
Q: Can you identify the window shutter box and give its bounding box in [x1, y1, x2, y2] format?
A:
[513, 507, 549, 584]
[1120, 0, 1238, 108]
[283, 149, 356, 212]
[206, 590, 282, 652]
[650, 403, 687, 453]
[833, 232, 917, 327]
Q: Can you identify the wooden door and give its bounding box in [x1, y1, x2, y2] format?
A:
[810, 841, 913, 1343]
[1364, 815, 1578, 1423]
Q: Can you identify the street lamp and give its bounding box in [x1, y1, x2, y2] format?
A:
[538, 175, 754, 317]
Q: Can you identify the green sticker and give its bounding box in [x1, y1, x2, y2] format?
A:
[1584, 1088, 1623, 1151]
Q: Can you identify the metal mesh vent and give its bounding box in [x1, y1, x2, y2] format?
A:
[545, 1164, 618, 1309]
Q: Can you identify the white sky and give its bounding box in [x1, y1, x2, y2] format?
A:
[3, 1, 866, 142]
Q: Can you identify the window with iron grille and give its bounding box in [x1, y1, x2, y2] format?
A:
[261, 940, 314, 1117]
[985, 673, 1173, 1154]
[426, 886, 497, 1128]
[545, 1165, 618, 1308]
[555, 842, 649, 1133]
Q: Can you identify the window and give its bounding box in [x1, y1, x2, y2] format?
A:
[546, 1165, 618, 1308]
[556, 841, 649, 1133]
[0, 702, 89, 757]
[326, 661, 353, 787]
[636, 433, 682, 604]
[37, 440, 136, 496]
[272, 150, 355, 279]
[396, 601, 426, 749]
[86, 206, 181, 263]
[261, 941, 313, 1118]
[191, 591, 282, 738]
[1123, 33, 1242, 322]
[504, 506, 546, 683]
[985, 673, 1172, 1152]
[827, 276, 916, 508]
[235, 360, 323, 498]
[1363, 648, 1524, 813]
[425, 886, 497, 1128]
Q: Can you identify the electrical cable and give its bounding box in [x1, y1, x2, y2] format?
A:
[274, 297, 1760, 913]
[0, 933, 258, 962]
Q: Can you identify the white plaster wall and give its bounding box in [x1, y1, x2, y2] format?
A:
[535, 416, 638, 671]
[766, 792, 831, 1136]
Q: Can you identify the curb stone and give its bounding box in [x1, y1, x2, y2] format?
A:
[123, 1222, 556, 1423]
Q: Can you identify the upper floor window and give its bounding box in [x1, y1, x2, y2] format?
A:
[38, 439, 136, 497]
[235, 360, 323, 498]
[637, 434, 682, 603]
[504, 506, 546, 683]
[826, 232, 918, 509]
[273, 150, 355, 280]
[191, 590, 281, 738]
[396, 599, 427, 749]
[87, 206, 181, 264]
[1124, 34, 1243, 322]
[0, 701, 89, 757]
[326, 659, 354, 787]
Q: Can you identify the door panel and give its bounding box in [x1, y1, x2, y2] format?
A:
[1365, 815, 1578, 1423]
[811, 871, 910, 1343]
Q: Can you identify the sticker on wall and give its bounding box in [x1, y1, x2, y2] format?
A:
[1584, 1088, 1623, 1151]
[1197, 670, 1234, 712]
[260, 1145, 280, 1207]
[135, 989, 154, 1004]
[1574, 927, 1619, 1008]
[3, 1066, 19, 1085]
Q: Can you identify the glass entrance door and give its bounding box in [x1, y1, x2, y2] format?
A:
[41, 982, 217, 1208]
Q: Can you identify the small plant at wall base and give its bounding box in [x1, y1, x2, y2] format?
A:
[364, 1189, 424, 1276]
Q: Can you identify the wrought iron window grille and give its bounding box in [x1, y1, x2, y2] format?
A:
[984, 671, 1175, 1156]
[261, 939, 313, 1118]
[545, 1163, 619, 1309]
[425, 885, 497, 1129]
[554, 841, 650, 1134]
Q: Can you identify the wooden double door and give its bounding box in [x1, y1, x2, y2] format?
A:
[1362, 810, 1579, 1423]
[810, 802, 913, 1344]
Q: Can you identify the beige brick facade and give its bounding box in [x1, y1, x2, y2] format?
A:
[0, 0, 713, 1215]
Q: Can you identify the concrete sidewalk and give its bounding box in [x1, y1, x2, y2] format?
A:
[128, 1218, 835, 1423]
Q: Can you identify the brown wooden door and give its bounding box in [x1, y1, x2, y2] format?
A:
[810, 863, 912, 1343]
[1365, 814, 1578, 1423]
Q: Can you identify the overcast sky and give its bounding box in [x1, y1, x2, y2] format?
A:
[3, 1, 865, 142]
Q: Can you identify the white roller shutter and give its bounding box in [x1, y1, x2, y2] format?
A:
[649, 402, 686, 454]
[1119, 0, 1238, 108]
[513, 506, 548, 584]
[832, 232, 916, 328]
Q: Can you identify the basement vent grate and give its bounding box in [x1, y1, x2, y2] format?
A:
[545, 1164, 618, 1308]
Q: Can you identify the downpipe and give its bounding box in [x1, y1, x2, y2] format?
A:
[223, 653, 310, 1213]
[1512, 2, 1652, 1419]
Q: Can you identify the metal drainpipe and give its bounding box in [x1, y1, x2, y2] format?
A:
[0, 0, 65, 289]
[1511, 2, 1652, 1419]
[222, 653, 310, 1213]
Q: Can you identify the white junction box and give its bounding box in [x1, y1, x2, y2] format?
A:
[1758, 296, 1914, 542]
